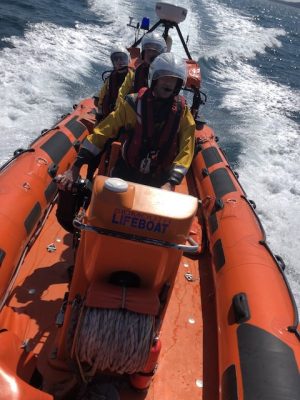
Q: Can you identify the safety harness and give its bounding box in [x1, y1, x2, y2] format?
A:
[102, 68, 128, 117]
[123, 87, 185, 174]
[133, 63, 149, 93]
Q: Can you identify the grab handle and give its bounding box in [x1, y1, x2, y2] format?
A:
[176, 236, 199, 253]
[232, 292, 251, 323]
[73, 220, 199, 253]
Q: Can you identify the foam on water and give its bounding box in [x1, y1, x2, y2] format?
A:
[0, 0, 299, 308]
[276, 0, 300, 3]
[0, 0, 133, 164]
[0, 0, 201, 165]
[201, 0, 286, 62]
[202, 0, 300, 308]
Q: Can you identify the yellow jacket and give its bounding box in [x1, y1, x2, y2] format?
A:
[115, 69, 135, 108]
[82, 94, 195, 183]
[97, 79, 109, 111]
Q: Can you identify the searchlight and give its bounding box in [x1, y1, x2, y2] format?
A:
[155, 2, 188, 24]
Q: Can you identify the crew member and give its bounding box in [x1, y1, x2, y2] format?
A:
[57, 53, 195, 191]
[97, 47, 130, 119]
[116, 32, 167, 106]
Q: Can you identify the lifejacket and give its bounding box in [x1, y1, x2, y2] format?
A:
[133, 63, 149, 93]
[123, 87, 185, 174]
[102, 68, 128, 117]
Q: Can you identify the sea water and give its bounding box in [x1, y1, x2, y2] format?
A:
[0, 0, 299, 309]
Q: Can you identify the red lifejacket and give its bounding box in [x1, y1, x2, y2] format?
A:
[102, 68, 128, 117]
[123, 87, 185, 173]
[133, 63, 149, 93]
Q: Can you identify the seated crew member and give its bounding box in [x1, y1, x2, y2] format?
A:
[97, 46, 130, 119]
[56, 53, 195, 192]
[88, 47, 130, 180]
[116, 32, 167, 106]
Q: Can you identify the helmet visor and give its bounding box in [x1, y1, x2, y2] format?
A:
[142, 42, 165, 54]
[152, 68, 185, 82]
[111, 52, 128, 67]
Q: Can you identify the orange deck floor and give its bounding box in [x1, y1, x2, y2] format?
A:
[0, 179, 218, 399]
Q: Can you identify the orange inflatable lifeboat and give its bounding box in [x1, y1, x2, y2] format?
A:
[0, 3, 299, 400]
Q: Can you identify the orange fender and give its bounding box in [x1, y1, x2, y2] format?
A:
[0, 330, 53, 400]
[191, 126, 300, 399]
[0, 98, 96, 304]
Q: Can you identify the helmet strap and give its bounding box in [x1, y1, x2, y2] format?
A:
[174, 79, 183, 96]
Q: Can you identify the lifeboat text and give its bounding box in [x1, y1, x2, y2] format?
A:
[112, 208, 170, 234]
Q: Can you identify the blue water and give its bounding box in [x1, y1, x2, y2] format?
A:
[0, 0, 299, 307]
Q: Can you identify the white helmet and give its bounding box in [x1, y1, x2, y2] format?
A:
[110, 46, 129, 69]
[148, 52, 187, 90]
[141, 32, 167, 54]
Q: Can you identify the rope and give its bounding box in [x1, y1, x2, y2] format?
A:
[75, 307, 154, 376]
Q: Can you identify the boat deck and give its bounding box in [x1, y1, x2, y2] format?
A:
[0, 178, 218, 399]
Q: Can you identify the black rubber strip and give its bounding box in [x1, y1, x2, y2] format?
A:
[65, 117, 87, 139]
[44, 181, 57, 203]
[208, 213, 218, 235]
[222, 365, 238, 400]
[213, 239, 225, 271]
[0, 249, 6, 266]
[40, 131, 72, 164]
[210, 168, 237, 198]
[238, 323, 300, 399]
[202, 147, 222, 168]
[24, 202, 42, 235]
